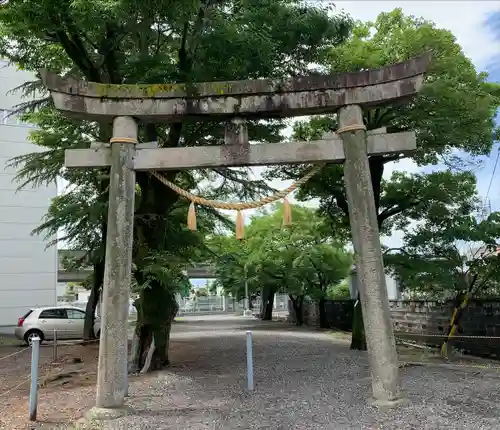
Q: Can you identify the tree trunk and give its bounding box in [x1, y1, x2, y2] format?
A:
[129, 281, 179, 373]
[83, 261, 104, 341]
[83, 284, 100, 340]
[260, 285, 275, 320]
[290, 295, 304, 326]
[350, 294, 367, 350]
[319, 298, 327, 328]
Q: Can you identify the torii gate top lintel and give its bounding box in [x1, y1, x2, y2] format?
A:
[40, 54, 430, 122]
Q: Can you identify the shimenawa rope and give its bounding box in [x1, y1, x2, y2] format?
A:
[109, 123, 366, 239]
[336, 124, 366, 134]
[150, 164, 323, 239]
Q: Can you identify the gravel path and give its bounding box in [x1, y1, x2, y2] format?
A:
[97, 316, 500, 429]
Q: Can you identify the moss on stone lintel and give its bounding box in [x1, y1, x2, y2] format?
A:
[92, 81, 239, 98]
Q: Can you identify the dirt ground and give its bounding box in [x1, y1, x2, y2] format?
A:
[1, 325, 499, 429]
[0, 335, 116, 429]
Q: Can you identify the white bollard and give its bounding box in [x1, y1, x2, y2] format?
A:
[29, 336, 40, 421]
[246, 331, 254, 391]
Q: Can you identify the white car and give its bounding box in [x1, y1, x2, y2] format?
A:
[14, 306, 100, 345]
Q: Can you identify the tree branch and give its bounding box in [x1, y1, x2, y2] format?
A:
[378, 200, 421, 225]
[59, 13, 102, 81]
[99, 22, 124, 83]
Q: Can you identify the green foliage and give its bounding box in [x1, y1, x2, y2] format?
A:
[0, 0, 354, 301]
[384, 178, 500, 300]
[326, 9, 499, 163]
[326, 279, 350, 300]
[291, 243, 352, 300]
[131, 251, 189, 294]
[195, 288, 209, 297]
[381, 170, 481, 234]
[209, 204, 352, 301]
[267, 8, 500, 237]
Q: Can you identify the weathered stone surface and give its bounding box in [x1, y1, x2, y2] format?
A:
[64, 131, 416, 169]
[85, 406, 130, 421]
[339, 105, 402, 403]
[40, 55, 429, 121]
[96, 116, 136, 410]
[41, 55, 429, 99]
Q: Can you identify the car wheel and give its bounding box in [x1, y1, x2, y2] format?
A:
[24, 330, 44, 346]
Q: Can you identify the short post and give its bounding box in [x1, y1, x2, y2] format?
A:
[94, 116, 137, 413]
[338, 105, 402, 405]
[29, 336, 40, 421]
[53, 329, 58, 362]
[243, 263, 252, 317]
[246, 331, 254, 391]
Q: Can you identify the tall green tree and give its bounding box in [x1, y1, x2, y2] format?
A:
[267, 8, 500, 349]
[210, 204, 352, 322]
[384, 179, 500, 356]
[384, 172, 500, 299]
[0, 0, 352, 369]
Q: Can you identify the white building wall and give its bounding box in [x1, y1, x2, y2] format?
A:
[385, 273, 401, 300]
[348, 269, 401, 300]
[0, 61, 57, 331]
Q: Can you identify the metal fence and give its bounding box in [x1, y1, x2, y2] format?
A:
[176, 294, 290, 316]
[60, 294, 290, 318]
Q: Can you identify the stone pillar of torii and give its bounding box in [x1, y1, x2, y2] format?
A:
[41, 54, 429, 418]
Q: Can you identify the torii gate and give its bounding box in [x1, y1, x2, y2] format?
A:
[41, 54, 428, 418]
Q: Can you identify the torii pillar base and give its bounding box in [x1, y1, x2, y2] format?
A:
[85, 406, 130, 422]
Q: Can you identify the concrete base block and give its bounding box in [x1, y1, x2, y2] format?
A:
[371, 396, 410, 409]
[243, 310, 253, 317]
[85, 406, 129, 421]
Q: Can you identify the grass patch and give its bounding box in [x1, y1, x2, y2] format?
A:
[327, 330, 351, 342]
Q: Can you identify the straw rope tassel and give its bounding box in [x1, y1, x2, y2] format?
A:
[283, 197, 292, 227]
[187, 202, 197, 231]
[150, 164, 323, 238]
[235, 210, 245, 240]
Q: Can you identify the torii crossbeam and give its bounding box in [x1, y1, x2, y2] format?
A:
[41, 54, 429, 419]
